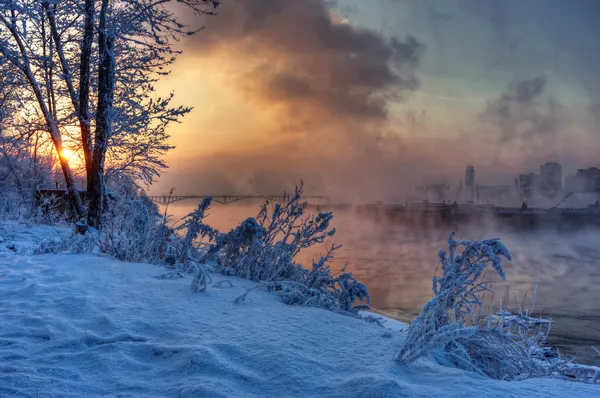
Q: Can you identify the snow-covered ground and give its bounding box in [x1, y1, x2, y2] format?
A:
[0, 223, 598, 397]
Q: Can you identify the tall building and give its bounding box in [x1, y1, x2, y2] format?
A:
[566, 167, 600, 192]
[477, 185, 512, 205]
[540, 162, 562, 193]
[465, 165, 475, 191]
[519, 173, 541, 197]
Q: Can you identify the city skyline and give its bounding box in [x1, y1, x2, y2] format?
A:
[411, 160, 600, 207]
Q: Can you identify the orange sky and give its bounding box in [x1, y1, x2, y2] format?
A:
[150, 0, 600, 201]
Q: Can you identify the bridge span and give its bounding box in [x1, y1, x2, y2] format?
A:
[147, 194, 331, 205]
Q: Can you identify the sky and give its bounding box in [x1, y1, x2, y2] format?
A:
[151, 0, 600, 202]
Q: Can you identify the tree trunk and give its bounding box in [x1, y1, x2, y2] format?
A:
[88, 0, 115, 229]
[44, 0, 95, 189]
[79, 0, 95, 188]
[55, 139, 86, 222]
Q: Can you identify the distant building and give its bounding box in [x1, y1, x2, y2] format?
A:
[565, 175, 582, 192]
[414, 183, 450, 202]
[566, 167, 600, 193]
[540, 162, 562, 193]
[518, 173, 541, 197]
[465, 165, 475, 191]
[477, 184, 512, 205]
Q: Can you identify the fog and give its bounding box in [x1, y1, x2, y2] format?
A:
[153, 0, 600, 200]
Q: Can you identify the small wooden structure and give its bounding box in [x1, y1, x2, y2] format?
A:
[35, 189, 118, 220]
[35, 189, 88, 219]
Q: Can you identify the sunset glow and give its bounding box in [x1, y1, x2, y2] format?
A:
[151, 0, 600, 200]
[60, 148, 76, 163]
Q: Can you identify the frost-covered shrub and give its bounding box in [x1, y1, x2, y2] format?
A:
[34, 232, 96, 254]
[213, 183, 370, 314]
[176, 197, 219, 265]
[0, 139, 56, 221]
[396, 233, 536, 378]
[215, 182, 335, 281]
[396, 233, 600, 383]
[34, 194, 69, 225]
[98, 192, 220, 290]
[262, 244, 370, 314]
[168, 197, 220, 290]
[257, 182, 335, 258]
[98, 195, 174, 263]
[215, 217, 266, 277]
[0, 191, 31, 221]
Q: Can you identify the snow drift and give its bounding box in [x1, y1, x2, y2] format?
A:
[0, 223, 598, 397]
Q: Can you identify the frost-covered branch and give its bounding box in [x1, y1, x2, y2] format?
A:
[396, 233, 600, 383]
[211, 183, 370, 314]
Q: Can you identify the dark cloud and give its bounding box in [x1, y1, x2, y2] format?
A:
[266, 73, 313, 100]
[190, 0, 424, 124]
[480, 76, 563, 145]
[158, 0, 434, 199]
[157, 1, 600, 199]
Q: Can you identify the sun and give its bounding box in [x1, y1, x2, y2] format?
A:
[60, 148, 76, 162]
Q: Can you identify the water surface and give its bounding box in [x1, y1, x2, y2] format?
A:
[163, 199, 600, 365]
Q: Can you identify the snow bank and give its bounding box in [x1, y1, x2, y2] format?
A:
[0, 222, 72, 257]
[0, 224, 598, 397]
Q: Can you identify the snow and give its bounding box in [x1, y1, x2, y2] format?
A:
[0, 223, 598, 397]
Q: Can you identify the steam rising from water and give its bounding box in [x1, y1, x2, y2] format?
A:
[166, 200, 600, 365]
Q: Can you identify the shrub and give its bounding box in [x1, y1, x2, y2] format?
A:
[176, 197, 219, 264]
[396, 233, 600, 383]
[213, 183, 370, 315]
[215, 182, 335, 281]
[96, 191, 220, 293]
[98, 195, 174, 263]
[395, 233, 541, 379]
[174, 197, 220, 291]
[34, 232, 96, 255]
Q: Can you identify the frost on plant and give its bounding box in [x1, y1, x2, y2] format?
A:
[396, 233, 530, 378]
[395, 233, 547, 379]
[98, 195, 175, 264]
[175, 197, 219, 290]
[176, 197, 219, 265]
[34, 232, 96, 255]
[213, 182, 370, 315]
[396, 233, 600, 383]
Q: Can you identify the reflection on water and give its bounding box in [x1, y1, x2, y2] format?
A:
[164, 199, 600, 365]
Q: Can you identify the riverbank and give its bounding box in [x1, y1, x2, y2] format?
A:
[0, 222, 598, 397]
[161, 201, 600, 366]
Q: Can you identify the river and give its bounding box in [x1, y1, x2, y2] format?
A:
[162, 199, 600, 365]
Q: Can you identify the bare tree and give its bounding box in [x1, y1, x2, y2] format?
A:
[0, 1, 86, 220]
[87, 0, 114, 227]
[0, 0, 220, 228]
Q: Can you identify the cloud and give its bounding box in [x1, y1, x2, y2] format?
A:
[188, 0, 424, 126]
[479, 76, 563, 145]
[158, 0, 433, 199]
[155, 0, 600, 199]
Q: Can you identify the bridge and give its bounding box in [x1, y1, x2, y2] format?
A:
[147, 194, 331, 205]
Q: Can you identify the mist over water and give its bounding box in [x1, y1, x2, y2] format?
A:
[165, 199, 600, 365]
